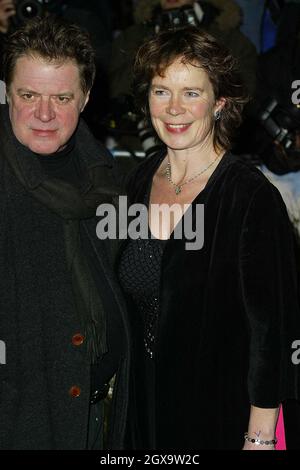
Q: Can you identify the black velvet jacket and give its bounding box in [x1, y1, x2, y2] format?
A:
[122, 151, 300, 450]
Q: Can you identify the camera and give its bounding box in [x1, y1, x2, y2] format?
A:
[13, 0, 63, 24]
[260, 99, 300, 151]
[151, 1, 219, 33]
[257, 98, 300, 173]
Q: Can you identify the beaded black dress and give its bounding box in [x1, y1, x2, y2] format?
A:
[118, 184, 167, 448]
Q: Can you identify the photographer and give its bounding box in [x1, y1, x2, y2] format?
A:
[0, 0, 15, 33]
[0, 1, 15, 78]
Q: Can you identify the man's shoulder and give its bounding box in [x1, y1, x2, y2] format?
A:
[76, 118, 114, 167]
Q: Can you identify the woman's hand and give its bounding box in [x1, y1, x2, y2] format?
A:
[0, 0, 16, 34]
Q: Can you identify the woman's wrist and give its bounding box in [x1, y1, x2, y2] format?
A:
[244, 431, 277, 446]
[244, 405, 279, 450]
[247, 406, 279, 437]
[247, 427, 276, 439]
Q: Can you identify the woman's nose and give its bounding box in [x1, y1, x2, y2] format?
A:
[166, 96, 185, 116]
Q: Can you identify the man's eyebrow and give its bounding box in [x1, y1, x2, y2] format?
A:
[17, 88, 39, 95]
[16, 89, 74, 97]
[55, 92, 74, 97]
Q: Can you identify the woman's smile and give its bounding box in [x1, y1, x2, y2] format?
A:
[164, 122, 192, 133]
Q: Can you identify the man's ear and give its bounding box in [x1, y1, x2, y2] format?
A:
[81, 91, 90, 113]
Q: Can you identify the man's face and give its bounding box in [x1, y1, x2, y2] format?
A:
[160, 0, 194, 10]
[7, 55, 89, 155]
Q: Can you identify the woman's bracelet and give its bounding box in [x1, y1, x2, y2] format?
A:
[244, 432, 277, 446]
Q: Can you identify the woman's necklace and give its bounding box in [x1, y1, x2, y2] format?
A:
[165, 154, 221, 195]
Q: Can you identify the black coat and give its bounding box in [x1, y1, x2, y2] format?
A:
[0, 105, 129, 450]
[122, 151, 300, 450]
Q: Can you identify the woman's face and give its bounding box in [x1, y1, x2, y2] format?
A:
[149, 57, 223, 152]
[160, 0, 194, 10]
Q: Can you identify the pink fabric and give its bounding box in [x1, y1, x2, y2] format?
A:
[276, 405, 286, 450]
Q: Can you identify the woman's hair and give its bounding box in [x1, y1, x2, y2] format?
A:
[133, 26, 249, 151]
[3, 15, 96, 95]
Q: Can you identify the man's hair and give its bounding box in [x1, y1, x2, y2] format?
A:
[133, 26, 249, 151]
[3, 15, 96, 95]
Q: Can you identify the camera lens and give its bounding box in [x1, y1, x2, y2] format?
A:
[16, 0, 43, 22]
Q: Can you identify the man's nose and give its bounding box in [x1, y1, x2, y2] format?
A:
[166, 95, 185, 116]
[34, 97, 56, 122]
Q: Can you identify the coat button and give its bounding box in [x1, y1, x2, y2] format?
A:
[69, 385, 81, 398]
[72, 333, 84, 346]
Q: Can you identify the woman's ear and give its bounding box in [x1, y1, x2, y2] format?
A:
[214, 97, 226, 114]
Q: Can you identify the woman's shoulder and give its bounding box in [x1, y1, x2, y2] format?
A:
[221, 152, 287, 209]
[125, 151, 284, 206]
[223, 153, 278, 190]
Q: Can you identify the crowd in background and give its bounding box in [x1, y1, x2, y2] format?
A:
[1, 0, 300, 203]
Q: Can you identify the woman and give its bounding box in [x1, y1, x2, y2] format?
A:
[117, 27, 300, 450]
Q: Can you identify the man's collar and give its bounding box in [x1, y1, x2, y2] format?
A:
[0, 104, 113, 191]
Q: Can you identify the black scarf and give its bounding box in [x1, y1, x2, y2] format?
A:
[0, 105, 120, 363]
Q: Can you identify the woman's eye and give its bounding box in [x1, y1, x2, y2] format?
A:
[153, 89, 168, 96]
[185, 91, 200, 98]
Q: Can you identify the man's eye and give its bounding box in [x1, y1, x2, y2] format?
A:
[21, 93, 34, 101]
[57, 96, 70, 103]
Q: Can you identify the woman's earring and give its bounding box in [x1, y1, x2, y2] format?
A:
[214, 109, 221, 121]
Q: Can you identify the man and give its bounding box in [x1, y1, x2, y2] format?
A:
[0, 16, 129, 450]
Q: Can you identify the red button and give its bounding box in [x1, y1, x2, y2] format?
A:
[69, 386, 81, 398]
[72, 333, 84, 346]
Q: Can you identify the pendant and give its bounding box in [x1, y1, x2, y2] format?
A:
[175, 186, 181, 195]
